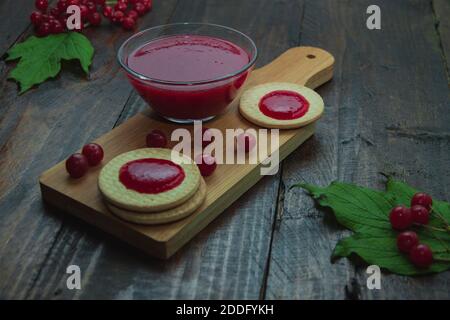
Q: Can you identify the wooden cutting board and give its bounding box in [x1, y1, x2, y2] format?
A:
[39, 46, 334, 259]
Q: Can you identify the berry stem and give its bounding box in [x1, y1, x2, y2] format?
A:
[417, 224, 448, 233]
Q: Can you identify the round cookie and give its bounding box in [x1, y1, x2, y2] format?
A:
[107, 178, 207, 225]
[99, 148, 200, 212]
[239, 82, 324, 129]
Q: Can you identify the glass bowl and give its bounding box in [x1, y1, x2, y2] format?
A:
[117, 23, 258, 123]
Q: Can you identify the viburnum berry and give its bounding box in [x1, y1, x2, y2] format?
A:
[86, 2, 97, 13]
[112, 10, 125, 24]
[50, 19, 64, 34]
[134, 2, 146, 16]
[57, 0, 68, 11]
[397, 231, 419, 253]
[66, 153, 89, 178]
[411, 192, 433, 210]
[96, 0, 106, 6]
[82, 143, 104, 166]
[102, 5, 113, 18]
[68, 0, 80, 6]
[50, 7, 61, 18]
[195, 154, 217, 177]
[127, 9, 138, 20]
[121, 16, 135, 30]
[88, 12, 102, 26]
[410, 205, 430, 225]
[30, 11, 43, 26]
[35, 0, 49, 12]
[79, 4, 89, 18]
[409, 244, 433, 268]
[146, 129, 167, 148]
[389, 205, 413, 230]
[115, 2, 128, 12]
[142, 0, 152, 11]
[36, 22, 51, 37]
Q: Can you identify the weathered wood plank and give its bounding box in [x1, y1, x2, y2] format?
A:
[21, 0, 305, 299]
[433, 0, 450, 80]
[0, 1, 35, 55]
[264, 0, 354, 300]
[0, 0, 179, 299]
[267, 0, 450, 299]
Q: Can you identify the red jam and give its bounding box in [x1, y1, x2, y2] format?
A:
[258, 90, 310, 120]
[126, 35, 251, 120]
[119, 158, 185, 194]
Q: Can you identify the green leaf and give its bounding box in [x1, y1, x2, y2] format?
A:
[333, 233, 450, 275]
[296, 182, 395, 234]
[6, 33, 94, 93]
[294, 179, 450, 276]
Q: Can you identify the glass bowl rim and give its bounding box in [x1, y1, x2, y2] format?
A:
[117, 22, 258, 86]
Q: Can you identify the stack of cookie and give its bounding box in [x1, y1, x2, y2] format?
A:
[98, 148, 206, 225]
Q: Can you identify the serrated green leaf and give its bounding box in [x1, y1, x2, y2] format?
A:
[333, 233, 450, 275]
[6, 33, 94, 93]
[297, 182, 395, 234]
[294, 179, 450, 276]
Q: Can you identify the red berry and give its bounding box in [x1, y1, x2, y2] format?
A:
[146, 129, 167, 148]
[50, 19, 64, 33]
[68, 0, 80, 6]
[127, 9, 138, 20]
[57, 0, 68, 11]
[115, 2, 128, 12]
[66, 153, 89, 178]
[88, 12, 102, 26]
[411, 192, 432, 210]
[30, 11, 43, 26]
[410, 205, 430, 225]
[134, 2, 146, 16]
[35, 0, 49, 11]
[397, 231, 419, 253]
[36, 22, 51, 36]
[102, 5, 113, 17]
[236, 133, 256, 153]
[195, 154, 217, 177]
[96, 0, 106, 6]
[389, 206, 413, 230]
[121, 16, 135, 30]
[79, 4, 89, 18]
[50, 7, 61, 17]
[86, 2, 97, 13]
[111, 10, 125, 23]
[142, 0, 152, 11]
[82, 143, 104, 166]
[409, 244, 433, 268]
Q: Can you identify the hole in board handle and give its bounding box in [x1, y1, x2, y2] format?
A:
[307, 54, 316, 59]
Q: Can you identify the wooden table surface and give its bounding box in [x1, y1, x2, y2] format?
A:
[1, 0, 449, 300]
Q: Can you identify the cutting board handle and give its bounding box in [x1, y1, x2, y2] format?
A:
[250, 47, 335, 89]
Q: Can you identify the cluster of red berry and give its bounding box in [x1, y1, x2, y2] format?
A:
[66, 128, 256, 179]
[30, 0, 152, 37]
[66, 143, 104, 178]
[389, 192, 436, 268]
